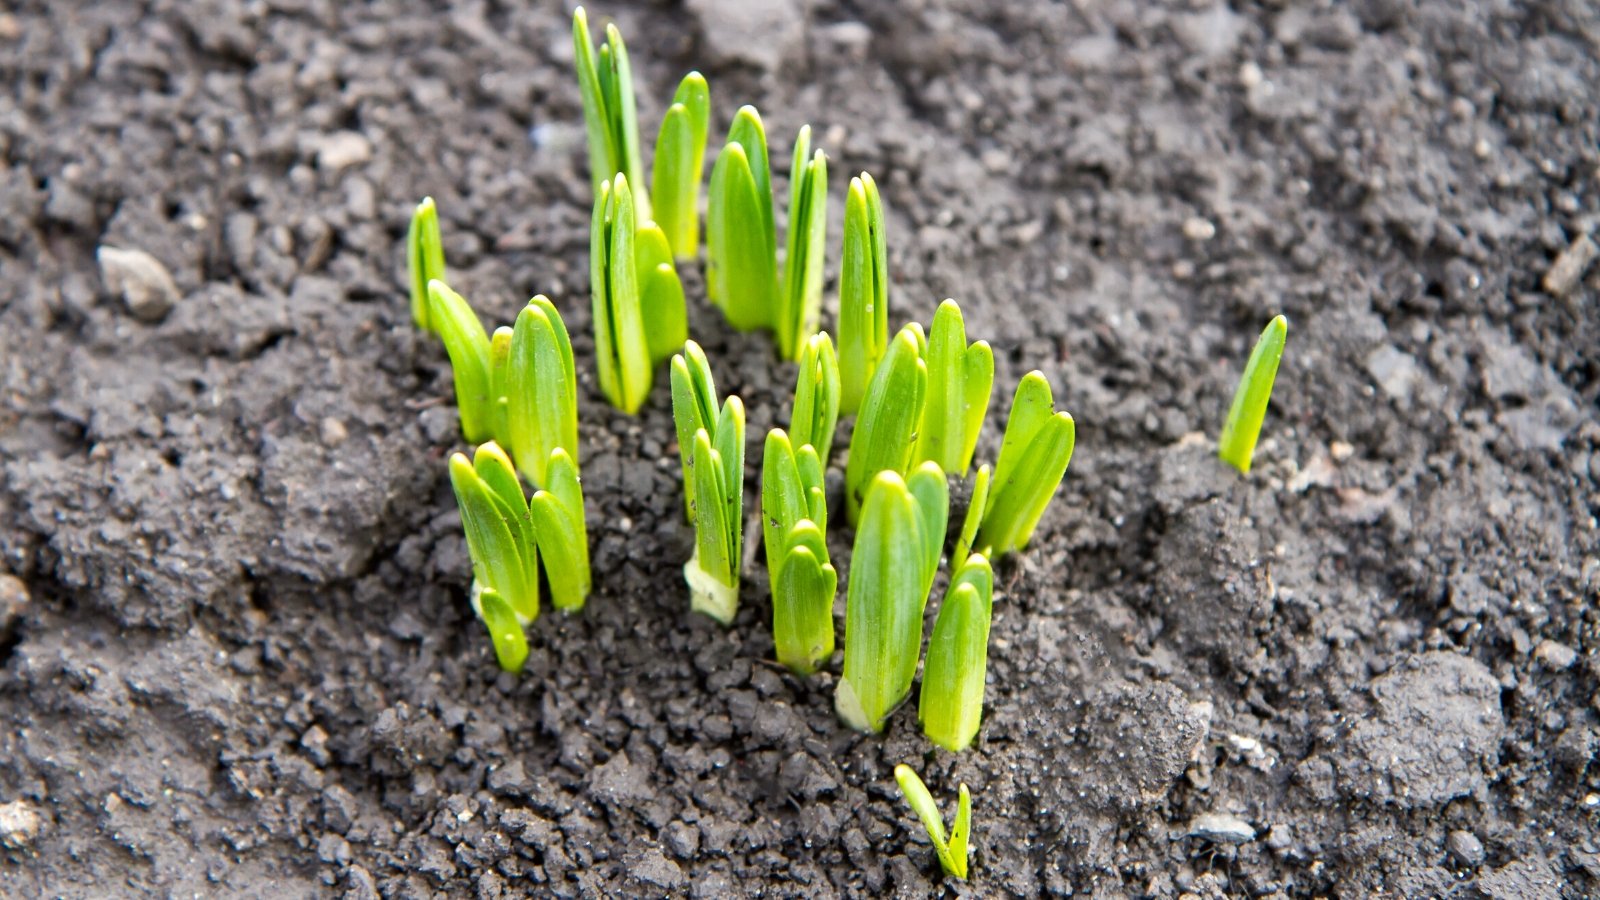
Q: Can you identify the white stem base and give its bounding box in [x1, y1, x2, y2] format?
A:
[683, 557, 738, 625]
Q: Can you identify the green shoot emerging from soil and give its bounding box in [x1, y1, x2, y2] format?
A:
[919, 552, 994, 751]
[1218, 314, 1288, 475]
[706, 106, 778, 333]
[506, 296, 578, 488]
[591, 174, 686, 413]
[788, 332, 841, 463]
[836, 465, 948, 733]
[671, 342, 746, 624]
[761, 429, 835, 673]
[838, 173, 888, 414]
[914, 299, 993, 477]
[776, 126, 828, 359]
[408, 196, 445, 334]
[894, 765, 971, 880]
[572, 7, 648, 222]
[427, 280, 496, 444]
[449, 443, 539, 672]
[651, 73, 711, 259]
[969, 372, 1075, 556]
[844, 323, 928, 526]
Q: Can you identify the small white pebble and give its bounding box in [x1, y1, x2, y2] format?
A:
[1182, 217, 1216, 241]
[1239, 61, 1263, 89]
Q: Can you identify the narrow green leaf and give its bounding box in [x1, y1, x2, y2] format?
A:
[687, 429, 740, 623]
[771, 521, 836, 674]
[450, 452, 534, 621]
[474, 587, 530, 674]
[989, 371, 1054, 498]
[954, 464, 990, 563]
[778, 128, 829, 359]
[530, 448, 591, 612]
[592, 176, 651, 413]
[836, 471, 924, 732]
[1218, 314, 1288, 474]
[472, 442, 538, 623]
[572, 8, 617, 201]
[488, 325, 513, 447]
[706, 135, 778, 332]
[428, 280, 495, 443]
[948, 785, 971, 879]
[795, 444, 827, 532]
[602, 23, 648, 224]
[894, 764, 969, 878]
[838, 173, 888, 414]
[651, 72, 711, 259]
[507, 297, 578, 488]
[671, 342, 719, 521]
[762, 429, 805, 574]
[790, 332, 841, 462]
[713, 395, 746, 574]
[905, 461, 949, 603]
[920, 556, 993, 752]
[979, 376, 1075, 556]
[636, 222, 688, 364]
[916, 300, 994, 476]
[844, 324, 928, 525]
[407, 197, 445, 333]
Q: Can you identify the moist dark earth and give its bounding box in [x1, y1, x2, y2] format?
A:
[2, 0, 1598, 897]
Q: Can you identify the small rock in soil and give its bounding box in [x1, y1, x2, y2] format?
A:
[314, 131, 373, 172]
[1532, 639, 1577, 670]
[1188, 812, 1255, 843]
[97, 245, 180, 322]
[0, 799, 44, 849]
[685, 0, 805, 71]
[1446, 829, 1484, 868]
[1542, 233, 1596, 297]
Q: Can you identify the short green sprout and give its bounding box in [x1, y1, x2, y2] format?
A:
[671, 344, 746, 624]
[919, 553, 994, 752]
[836, 465, 948, 733]
[528, 448, 592, 612]
[915, 299, 993, 476]
[1218, 314, 1288, 474]
[776, 125, 828, 359]
[706, 106, 777, 333]
[838, 173, 888, 414]
[761, 429, 835, 673]
[970, 372, 1075, 556]
[448, 443, 539, 672]
[408, 197, 445, 333]
[427, 280, 496, 444]
[572, 7, 648, 222]
[894, 765, 971, 880]
[788, 332, 841, 463]
[591, 175, 686, 413]
[506, 296, 578, 488]
[651, 73, 711, 259]
[844, 323, 928, 526]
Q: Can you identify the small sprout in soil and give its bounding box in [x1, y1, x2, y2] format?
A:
[914, 299, 994, 477]
[651, 72, 711, 260]
[894, 764, 971, 880]
[776, 125, 829, 359]
[844, 323, 928, 526]
[1218, 314, 1288, 475]
[971, 371, 1075, 557]
[591, 174, 686, 414]
[572, 7, 648, 222]
[836, 465, 948, 733]
[427, 280, 497, 444]
[706, 106, 778, 333]
[838, 172, 889, 414]
[528, 447, 592, 612]
[919, 552, 994, 752]
[788, 332, 841, 464]
[761, 429, 835, 674]
[672, 342, 746, 624]
[407, 196, 445, 334]
[506, 296, 578, 488]
[449, 443, 540, 672]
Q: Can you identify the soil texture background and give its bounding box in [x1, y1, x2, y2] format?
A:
[2, 0, 1599, 897]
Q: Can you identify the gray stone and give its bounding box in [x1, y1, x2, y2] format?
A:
[98, 245, 181, 322]
[1365, 345, 1420, 403]
[686, 0, 805, 72]
[1542, 233, 1595, 297]
[1446, 829, 1484, 867]
[0, 799, 44, 849]
[1188, 813, 1255, 843]
[1533, 639, 1577, 670]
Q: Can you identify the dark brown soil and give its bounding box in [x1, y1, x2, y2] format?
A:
[3, 1, 1598, 897]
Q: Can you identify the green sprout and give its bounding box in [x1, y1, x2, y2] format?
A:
[651, 73, 711, 259]
[671, 344, 746, 624]
[448, 443, 539, 672]
[506, 296, 578, 488]
[529, 447, 592, 612]
[952, 464, 990, 565]
[572, 7, 648, 222]
[788, 332, 841, 463]
[915, 299, 993, 476]
[836, 465, 948, 733]
[427, 280, 497, 444]
[844, 323, 928, 526]
[591, 174, 686, 413]
[1217, 314, 1288, 475]
[919, 553, 994, 752]
[408, 196, 445, 333]
[761, 429, 836, 673]
[838, 173, 888, 414]
[776, 126, 828, 359]
[706, 106, 777, 333]
[894, 765, 971, 880]
[970, 372, 1075, 557]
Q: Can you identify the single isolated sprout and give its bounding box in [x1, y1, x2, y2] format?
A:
[1217, 314, 1288, 475]
[407, 196, 446, 333]
[914, 299, 993, 477]
[788, 332, 841, 463]
[651, 72, 711, 259]
[837, 172, 888, 414]
[448, 443, 540, 672]
[967, 371, 1075, 557]
[844, 322, 928, 526]
[894, 765, 972, 881]
[761, 429, 835, 674]
[776, 125, 829, 360]
[590, 174, 687, 413]
[836, 465, 948, 733]
[706, 106, 778, 333]
[919, 553, 994, 752]
[671, 343, 746, 624]
[506, 296, 579, 488]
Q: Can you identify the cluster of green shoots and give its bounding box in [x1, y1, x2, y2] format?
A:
[406, 5, 1290, 880]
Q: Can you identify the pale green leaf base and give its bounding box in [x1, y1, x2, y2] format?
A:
[683, 555, 739, 625]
